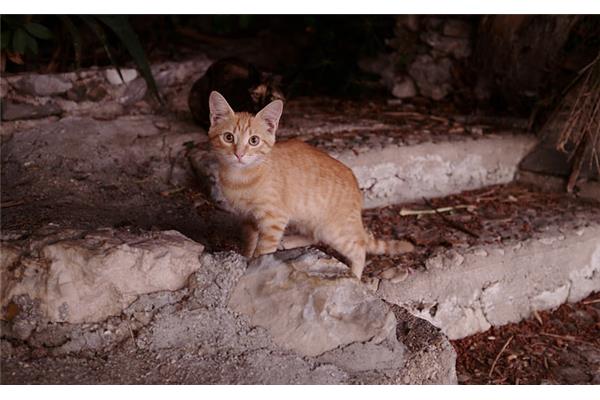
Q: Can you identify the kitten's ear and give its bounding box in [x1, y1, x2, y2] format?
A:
[209, 91, 234, 126]
[255, 100, 283, 135]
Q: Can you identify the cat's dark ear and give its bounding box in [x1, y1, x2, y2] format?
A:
[256, 100, 283, 135]
[209, 91, 234, 126]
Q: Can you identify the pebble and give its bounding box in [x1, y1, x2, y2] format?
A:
[473, 249, 488, 257]
[391, 77, 417, 99]
[380, 267, 409, 283]
[153, 120, 171, 130]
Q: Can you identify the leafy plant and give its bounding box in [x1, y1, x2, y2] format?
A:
[1, 15, 53, 65]
[1, 15, 161, 104]
[96, 15, 162, 104]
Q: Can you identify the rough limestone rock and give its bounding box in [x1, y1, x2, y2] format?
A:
[229, 248, 398, 357]
[1, 249, 457, 384]
[14, 74, 73, 96]
[1, 227, 204, 324]
[408, 54, 453, 100]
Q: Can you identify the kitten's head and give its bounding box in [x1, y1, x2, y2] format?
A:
[208, 91, 283, 168]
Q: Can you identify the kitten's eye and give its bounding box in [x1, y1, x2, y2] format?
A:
[248, 135, 260, 146]
[223, 132, 235, 143]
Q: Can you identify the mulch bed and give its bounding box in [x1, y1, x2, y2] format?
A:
[451, 291, 600, 384]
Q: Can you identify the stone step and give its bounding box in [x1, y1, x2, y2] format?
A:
[335, 133, 535, 208]
[370, 184, 600, 339]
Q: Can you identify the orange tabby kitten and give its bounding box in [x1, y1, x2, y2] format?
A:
[208, 91, 414, 279]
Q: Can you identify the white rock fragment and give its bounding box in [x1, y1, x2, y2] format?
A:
[105, 68, 138, 85]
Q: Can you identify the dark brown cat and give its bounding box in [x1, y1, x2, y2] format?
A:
[188, 57, 284, 130]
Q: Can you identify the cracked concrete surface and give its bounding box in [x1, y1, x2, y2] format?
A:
[378, 221, 600, 339]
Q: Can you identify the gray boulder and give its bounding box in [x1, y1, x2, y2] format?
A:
[229, 249, 399, 357]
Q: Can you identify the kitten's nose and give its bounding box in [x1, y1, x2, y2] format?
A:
[235, 152, 245, 161]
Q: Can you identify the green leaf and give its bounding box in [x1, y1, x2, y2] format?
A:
[58, 15, 82, 69]
[1, 31, 11, 50]
[97, 15, 162, 104]
[24, 22, 53, 40]
[78, 16, 125, 84]
[12, 28, 27, 54]
[24, 32, 38, 54]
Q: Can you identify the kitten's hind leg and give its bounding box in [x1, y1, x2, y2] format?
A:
[348, 244, 367, 280]
[326, 234, 367, 280]
[278, 234, 315, 250]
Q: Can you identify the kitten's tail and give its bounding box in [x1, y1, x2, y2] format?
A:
[366, 231, 415, 255]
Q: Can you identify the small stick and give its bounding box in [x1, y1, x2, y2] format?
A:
[532, 309, 543, 326]
[540, 332, 593, 344]
[159, 187, 186, 197]
[400, 204, 475, 216]
[126, 320, 139, 349]
[1, 199, 26, 209]
[582, 298, 600, 305]
[488, 335, 514, 378]
[422, 197, 480, 238]
[383, 111, 450, 123]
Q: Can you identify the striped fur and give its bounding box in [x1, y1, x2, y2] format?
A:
[207, 91, 414, 279]
[366, 232, 414, 255]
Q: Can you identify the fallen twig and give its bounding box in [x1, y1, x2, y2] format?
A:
[488, 335, 514, 378]
[400, 204, 475, 216]
[422, 197, 480, 238]
[126, 320, 139, 349]
[1, 199, 26, 209]
[582, 298, 600, 305]
[383, 111, 450, 123]
[540, 332, 594, 345]
[159, 187, 186, 197]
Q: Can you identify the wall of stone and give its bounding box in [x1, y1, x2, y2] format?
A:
[359, 15, 476, 101]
